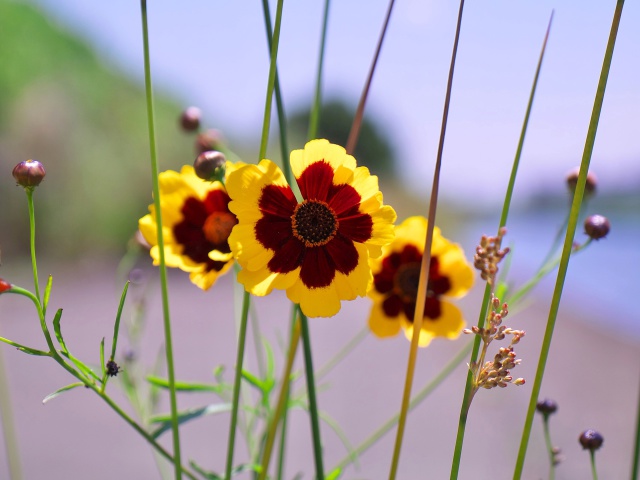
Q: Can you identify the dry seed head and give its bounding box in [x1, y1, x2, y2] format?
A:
[474, 229, 509, 284]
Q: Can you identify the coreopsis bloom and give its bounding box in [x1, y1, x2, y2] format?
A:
[368, 216, 474, 347]
[139, 164, 240, 290]
[226, 139, 396, 318]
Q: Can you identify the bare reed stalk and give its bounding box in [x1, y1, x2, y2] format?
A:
[388, 1, 465, 477]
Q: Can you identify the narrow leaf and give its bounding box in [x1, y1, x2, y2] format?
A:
[0, 337, 49, 356]
[52, 308, 67, 353]
[326, 468, 342, 480]
[110, 281, 129, 360]
[146, 375, 229, 394]
[150, 403, 232, 439]
[42, 382, 84, 404]
[99, 337, 106, 378]
[42, 275, 53, 315]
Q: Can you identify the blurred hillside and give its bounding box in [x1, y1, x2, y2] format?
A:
[0, 0, 195, 258]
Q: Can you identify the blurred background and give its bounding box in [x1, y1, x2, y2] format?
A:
[0, 0, 638, 478]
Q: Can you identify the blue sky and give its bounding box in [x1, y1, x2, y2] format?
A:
[32, 0, 640, 205]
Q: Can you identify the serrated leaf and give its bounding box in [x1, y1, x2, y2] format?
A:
[42, 382, 84, 404]
[150, 403, 232, 439]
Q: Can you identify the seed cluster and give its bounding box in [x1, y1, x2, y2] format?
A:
[465, 295, 525, 391]
[474, 227, 510, 285]
[291, 200, 338, 247]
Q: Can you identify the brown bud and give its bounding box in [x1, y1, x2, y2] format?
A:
[584, 215, 610, 240]
[579, 429, 603, 451]
[105, 360, 121, 377]
[0, 278, 12, 293]
[12, 159, 46, 188]
[195, 129, 223, 155]
[566, 167, 597, 196]
[179, 106, 201, 132]
[194, 151, 226, 182]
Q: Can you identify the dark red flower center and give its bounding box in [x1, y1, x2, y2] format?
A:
[374, 244, 452, 322]
[291, 200, 338, 247]
[254, 161, 374, 289]
[173, 189, 236, 272]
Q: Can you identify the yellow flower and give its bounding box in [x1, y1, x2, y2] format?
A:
[139, 164, 241, 290]
[368, 216, 474, 347]
[226, 139, 396, 318]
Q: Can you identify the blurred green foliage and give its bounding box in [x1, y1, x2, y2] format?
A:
[0, 1, 193, 258]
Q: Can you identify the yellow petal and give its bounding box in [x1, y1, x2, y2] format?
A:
[368, 300, 402, 339]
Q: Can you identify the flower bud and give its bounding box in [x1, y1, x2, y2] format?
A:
[194, 150, 226, 182]
[105, 360, 121, 377]
[566, 167, 597, 196]
[584, 215, 610, 240]
[12, 159, 46, 188]
[579, 429, 604, 451]
[536, 399, 558, 416]
[179, 106, 201, 132]
[0, 279, 12, 293]
[195, 129, 223, 155]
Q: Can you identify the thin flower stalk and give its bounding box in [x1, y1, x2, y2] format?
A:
[590, 451, 599, 480]
[0, 347, 23, 480]
[389, 0, 465, 477]
[299, 308, 325, 479]
[632, 378, 640, 480]
[258, 314, 301, 480]
[224, 290, 251, 480]
[260, 0, 291, 181]
[139, 2, 182, 477]
[450, 13, 553, 478]
[227, 1, 285, 475]
[513, 1, 626, 477]
[308, 0, 331, 141]
[346, 0, 396, 155]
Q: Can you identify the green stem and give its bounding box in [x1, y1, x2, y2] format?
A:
[450, 13, 553, 478]
[139, 2, 181, 478]
[258, 315, 301, 480]
[632, 375, 640, 480]
[590, 450, 599, 480]
[542, 418, 555, 480]
[299, 309, 325, 479]
[224, 291, 251, 480]
[333, 340, 472, 474]
[101, 281, 130, 393]
[258, 0, 285, 163]
[275, 388, 289, 480]
[390, 1, 464, 478]
[259, 0, 291, 183]
[308, 0, 331, 140]
[25, 189, 40, 303]
[0, 345, 23, 480]
[513, 2, 625, 477]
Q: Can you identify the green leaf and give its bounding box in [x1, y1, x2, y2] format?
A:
[326, 468, 342, 480]
[52, 308, 67, 354]
[42, 382, 84, 404]
[188, 461, 222, 480]
[109, 280, 129, 361]
[61, 352, 101, 383]
[0, 336, 49, 356]
[146, 375, 230, 394]
[241, 369, 274, 397]
[42, 275, 53, 315]
[99, 337, 105, 378]
[149, 403, 232, 439]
